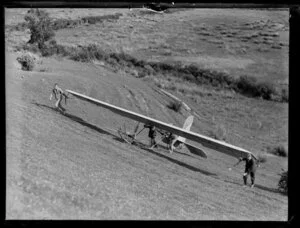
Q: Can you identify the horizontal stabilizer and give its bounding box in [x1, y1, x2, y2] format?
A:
[184, 142, 207, 159]
[177, 115, 194, 143]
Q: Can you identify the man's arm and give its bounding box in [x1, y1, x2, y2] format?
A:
[63, 93, 69, 105]
[233, 157, 244, 167]
[50, 89, 57, 100]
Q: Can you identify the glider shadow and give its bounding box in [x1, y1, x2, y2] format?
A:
[141, 145, 217, 177]
[112, 133, 215, 176]
[33, 102, 216, 177]
[32, 102, 114, 137]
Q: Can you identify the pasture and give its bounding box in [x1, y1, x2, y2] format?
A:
[6, 7, 288, 220]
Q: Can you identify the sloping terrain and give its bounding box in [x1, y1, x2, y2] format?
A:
[6, 51, 287, 220]
[6, 8, 288, 220]
[53, 8, 288, 87]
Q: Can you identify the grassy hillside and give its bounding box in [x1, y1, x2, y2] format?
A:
[6, 8, 288, 220]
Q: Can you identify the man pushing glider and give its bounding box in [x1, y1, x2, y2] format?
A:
[234, 153, 259, 188]
[144, 124, 158, 149]
[50, 83, 69, 113]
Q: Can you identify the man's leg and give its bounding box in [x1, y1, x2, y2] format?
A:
[150, 138, 157, 149]
[169, 139, 176, 153]
[56, 97, 65, 113]
[149, 138, 152, 147]
[55, 98, 60, 110]
[153, 138, 158, 148]
[243, 172, 248, 186]
[149, 138, 154, 149]
[250, 172, 255, 188]
[58, 103, 66, 112]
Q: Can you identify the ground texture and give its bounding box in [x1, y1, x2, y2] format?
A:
[6, 8, 288, 220]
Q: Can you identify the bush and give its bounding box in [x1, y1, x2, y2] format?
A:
[234, 75, 277, 100]
[25, 8, 55, 49]
[268, 145, 288, 157]
[257, 154, 268, 163]
[278, 169, 288, 194]
[256, 82, 276, 100]
[281, 88, 289, 102]
[17, 53, 36, 71]
[167, 100, 182, 112]
[235, 75, 259, 96]
[69, 48, 91, 62]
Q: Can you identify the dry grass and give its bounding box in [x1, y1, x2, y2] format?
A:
[6, 51, 288, 219]
[6, 8, 287, 91]
[208, 123, 227, 141]
[6, 6, 288, 103]
[5, 8, 289, 219]
[257, 154, 268, 163]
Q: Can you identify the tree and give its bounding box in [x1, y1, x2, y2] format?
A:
[24, 8, 55, 49]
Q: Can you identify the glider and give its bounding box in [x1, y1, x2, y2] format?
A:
[116, 115, 207, 158]
[66, 89, 257, 160]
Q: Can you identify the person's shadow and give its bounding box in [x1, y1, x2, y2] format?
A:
[33, 101, 217, 177]
[32, 102, 115, 137]
[224, 179, 286, 195]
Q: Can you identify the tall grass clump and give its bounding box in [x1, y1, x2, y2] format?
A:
[267, 144, 288, 157]
[167, 100, 182, 112]
[11, 12, 123, 32]
[257, 154, 268, 163]
[17, 53, 37, 71]
[51, 13, 122, 30]
[278, 169, 288, 194]
[234, 75, 276, 99]
[281, 88, 289, 102]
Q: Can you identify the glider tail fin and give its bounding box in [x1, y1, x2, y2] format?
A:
[176, 115, 194, 144]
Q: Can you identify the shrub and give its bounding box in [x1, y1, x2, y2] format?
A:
[217, 72, 236, 87]
[256, 82, 276, 100]
[278, 169, 288, 194]
[235, 75, 258, 96]
[257, 154, 268, 163]
[281, 88, 289, 102]
[24, 9, 55, 49]
[268, 145, 288, 157]
[17, 53, 36, 71]
[69, 48, 91, 62]
[167, 100, 182, 112]
[234, 75, 277, 99]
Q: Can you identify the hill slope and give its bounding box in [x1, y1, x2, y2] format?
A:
[6, 51, 287, 220]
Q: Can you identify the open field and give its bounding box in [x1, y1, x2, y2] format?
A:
[6, 8, 288, 220]
[6, 8, 289, 87]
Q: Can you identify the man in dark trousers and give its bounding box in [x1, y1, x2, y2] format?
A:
[234, 153, 258, 188]
[165, 132, 177, 153]
[144, 124, 158, 149]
